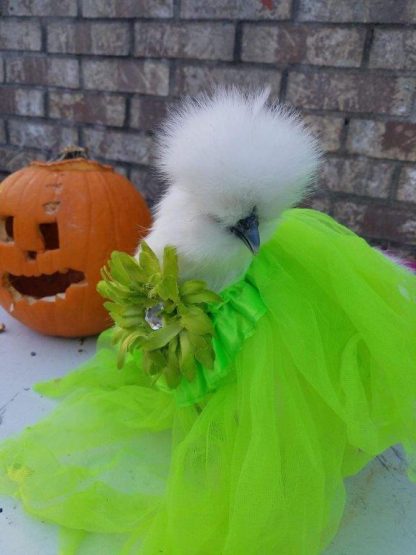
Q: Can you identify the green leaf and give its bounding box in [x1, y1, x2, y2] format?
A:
[164, 364, 182, 388]
[182, 290, 222, 305]
[179, 280, 207, 297]
[122, 306, 147, 318]
[143, 320, 183, 351]
[108, 252, 138, 286]
[188, 333, 215, 369]
[102, 300, 118, 313]
[139, 241, 161, 276]
[195, 344, 215, 370]
[119, 252, 148, 283]
[163, 300, 177, 314]
[97, 279, 121, 300]
[118, 315, 147, 329]
[165, 336, 181, 387]
[180, 307, 214, 335]
[117, 349, 126, 369]
[148, 272, 162, 289]
[179, 330, 197, 381]
[144, 349, 167, 376]
[98, 279, 131, 302]
[96, 280, 109, 298]
[158, 245, 180, 302]
[112, 326, 126, 346]
[120, 330, 145, 355]
[157, 276, 179, 302]
[162, 245, 179, 283]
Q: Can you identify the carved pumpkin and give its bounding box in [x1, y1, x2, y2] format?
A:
[0, 147, 152, 337]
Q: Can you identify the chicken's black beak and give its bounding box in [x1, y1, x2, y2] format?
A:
[229, 210, 260, 254]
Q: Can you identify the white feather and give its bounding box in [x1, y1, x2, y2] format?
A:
[139, 88, 321, 291]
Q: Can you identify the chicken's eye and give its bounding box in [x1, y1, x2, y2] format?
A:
[210, 214, 223, 225]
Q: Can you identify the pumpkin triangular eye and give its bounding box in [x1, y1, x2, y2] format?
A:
[0, 216, 14, 242]
[39, 222, 59, 250]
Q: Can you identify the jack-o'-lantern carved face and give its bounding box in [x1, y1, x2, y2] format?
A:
[0, 149, 152, 337]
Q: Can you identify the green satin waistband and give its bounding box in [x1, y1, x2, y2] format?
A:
[171, 279, 267, 407]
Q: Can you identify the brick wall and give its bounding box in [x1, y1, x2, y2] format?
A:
[0, 0, 415, 259]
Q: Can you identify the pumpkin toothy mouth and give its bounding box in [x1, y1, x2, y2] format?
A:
[5, 269, 86, 302]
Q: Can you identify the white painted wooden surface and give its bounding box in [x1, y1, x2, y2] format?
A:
[0, 307, 416, 555]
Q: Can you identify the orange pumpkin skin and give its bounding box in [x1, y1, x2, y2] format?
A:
[0, 157, 152, 337]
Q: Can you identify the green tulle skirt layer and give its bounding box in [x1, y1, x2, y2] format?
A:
[1, 209, 416, 555]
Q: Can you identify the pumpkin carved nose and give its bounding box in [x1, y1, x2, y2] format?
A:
[26, 251, 37, 261]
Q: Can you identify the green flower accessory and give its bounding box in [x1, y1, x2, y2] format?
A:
[97, 243, 222, 389]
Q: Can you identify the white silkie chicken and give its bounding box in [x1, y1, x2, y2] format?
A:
[1, 88, 415, 555]
[141, 88, 320, 290]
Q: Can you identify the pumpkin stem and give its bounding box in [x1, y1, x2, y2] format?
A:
[55, 146, 89, 161]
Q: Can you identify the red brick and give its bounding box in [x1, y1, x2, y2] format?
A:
[82, 0, 173, 17]
[242, 25, 365, 67]
[0, 121, 6, 144]
[130, 167, 166, 206]
[320, 156, 394, 198]
[347, 120, 416, 162]
[369, 29, 416, 70]
[287, 70, 414, 116]
[174, 65, 281, 96]
[299, 193, 332, 213]
[47, 22, 130, 56]
[130, 97, 173, 131]
[0, 146, 48, 173]
[82, 128, 153, 165]
[302, 114, 344, 152]
[3, 0, 77, 16]
[0, 87, 44, 117]
[181, 0, 292, 20]
[82, 59, 169, 95]
[298, 0, 416, 23]
[333, 200, 416, 244]
[331, 201, 367, 234]
[308, 195, 332, 213]
[134, 22, 235, 61]
[6, 56, 79, 89]
[0, 20, 41, 51]
[8, 120, 78, 152]
[397, 167, 416, 203]
[49, 92, 126, 127]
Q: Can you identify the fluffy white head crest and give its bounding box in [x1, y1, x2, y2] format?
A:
[156, 88, 321, 226]
[145, 88, 321, 291]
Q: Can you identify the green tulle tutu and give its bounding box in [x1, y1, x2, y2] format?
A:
[1, 209, 416, 555]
